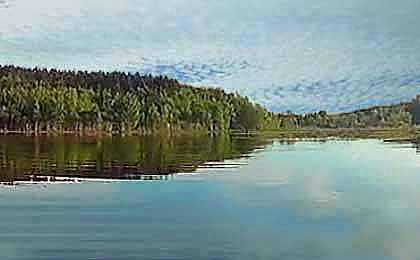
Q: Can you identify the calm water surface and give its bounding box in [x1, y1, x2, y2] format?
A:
[1, 136, 420, 259]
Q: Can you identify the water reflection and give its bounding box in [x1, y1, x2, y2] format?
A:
[383, 137, 420, 154]
[0, 134, 272, 184]
[2, 139, 420, 259]
[410, 139, 420, 154]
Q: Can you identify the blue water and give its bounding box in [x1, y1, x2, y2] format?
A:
[1, 139, 420, 259]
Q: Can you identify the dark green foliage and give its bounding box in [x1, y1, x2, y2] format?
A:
[232, 99, 260, 131]
[237, 103, 259, 131]
[408, 95, 420, 125]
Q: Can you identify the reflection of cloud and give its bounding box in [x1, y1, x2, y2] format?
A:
[302, 174, 338, 205]
[217, 140, 420, 258]
[0, 0, 9, 8]
[2, 140, 420, 258]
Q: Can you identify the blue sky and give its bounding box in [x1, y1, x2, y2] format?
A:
[1, 0, 420, 112]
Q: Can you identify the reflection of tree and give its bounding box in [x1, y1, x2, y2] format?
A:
[0, 134, 272, 183]
[96, 139, 104, 175]
[413, 140, 420, 154]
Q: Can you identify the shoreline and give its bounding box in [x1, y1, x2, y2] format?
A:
[0, 127, 418, 135]
[1, 131, 418, 186]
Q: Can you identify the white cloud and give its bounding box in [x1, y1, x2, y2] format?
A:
[1, 0, 420, 112]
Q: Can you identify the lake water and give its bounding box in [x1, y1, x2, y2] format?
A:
[1, 135, 420, 259]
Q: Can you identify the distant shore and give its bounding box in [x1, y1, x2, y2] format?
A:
[1, 65, 419, 135]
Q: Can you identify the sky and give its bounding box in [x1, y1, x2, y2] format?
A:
[1, 0, 420, 113]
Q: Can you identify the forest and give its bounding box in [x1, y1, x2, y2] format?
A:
[0, 65, 418, 135]
[0, 65, 288, 135]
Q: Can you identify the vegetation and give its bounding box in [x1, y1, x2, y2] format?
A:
[0, 65, 283, 135]
[408, 95, 420, 125]
[0, 65, 419, 136]
[298, 103, 413, 129]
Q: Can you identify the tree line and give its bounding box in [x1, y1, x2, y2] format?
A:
[1, 65, 417, 135]
[0, 65, 289, 135]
